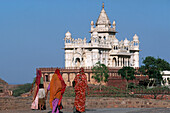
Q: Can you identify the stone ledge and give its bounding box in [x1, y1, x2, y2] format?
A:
[0, 97, 169, 110]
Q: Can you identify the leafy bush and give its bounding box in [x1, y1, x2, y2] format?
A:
[13, 83, 32, 97]
[63, 85, 130, 97]
[63, 86, 75, 97]
[128, 83, 137, 89]
[138, 80, 149, 88]
[63, 85, 170, 98]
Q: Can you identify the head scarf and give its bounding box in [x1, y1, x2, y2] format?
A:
[36, 70, 41, 86]
[55, 69, 64, 81]
[74, 67, 87, 90]
[55, 69, 67, 109]
[79, 67, 85, 80]
[74, 67, 88, 112]
[80, 67, 85, 75]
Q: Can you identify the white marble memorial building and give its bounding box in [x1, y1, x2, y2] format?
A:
[64, 4, 140, 68]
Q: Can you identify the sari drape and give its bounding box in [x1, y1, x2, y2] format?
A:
[31, 70, 42, 109]
[55, 69, 66, 109]
[74, 68, 88, 112]
[49, 73, 62, 109]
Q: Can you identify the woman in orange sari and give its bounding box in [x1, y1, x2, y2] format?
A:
[73, 67, 88, 113]
[55, 69, 67, 110]
[46, 69, 66, 113]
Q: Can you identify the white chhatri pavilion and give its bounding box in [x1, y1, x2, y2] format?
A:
[64, 3, 140, 68]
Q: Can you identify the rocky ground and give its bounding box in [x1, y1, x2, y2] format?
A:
[0, 108, 170, 113]
[0, 96, 170, 113]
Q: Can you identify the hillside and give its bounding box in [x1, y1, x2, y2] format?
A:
[0, 78, 8, 86]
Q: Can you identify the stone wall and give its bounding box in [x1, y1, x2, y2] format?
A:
[0, 96, 169, 110]
[63, 97, 170, 109]
[107, 76, 149, 89]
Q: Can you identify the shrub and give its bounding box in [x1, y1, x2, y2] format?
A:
[128, 83, 137, 89]
[13, 83, 32, 97]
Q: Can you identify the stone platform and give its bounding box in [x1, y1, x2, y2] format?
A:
[0, 108, 170, 113]
[0, 96, 170, 111]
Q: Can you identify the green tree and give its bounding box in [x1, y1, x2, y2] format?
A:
[139, 56, 170, 87]
[156, 57, 170, 71]
[118, 66, 136, 92]
[92, 61, 109, 91]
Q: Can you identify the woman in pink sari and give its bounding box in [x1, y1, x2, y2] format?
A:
[30, 70, 42, 110]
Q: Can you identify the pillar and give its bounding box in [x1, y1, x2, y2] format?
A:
[88, 73, 90, 82]
[48, 73, 50, 82]
[127, 58, 129, 66]
[68, 73, 70, 82]
[116, 58, 118, 67]
[122, 57, 124, 66]
[42, 73, 45, 82]
[119, 57, 121, 67]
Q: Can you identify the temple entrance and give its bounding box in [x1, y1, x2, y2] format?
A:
[75, 58, 80, 67]
[112, 58, 117, 67]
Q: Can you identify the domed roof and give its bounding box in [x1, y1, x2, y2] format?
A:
[65, 31, 71, 37]
[96, 3, 111, 26]
[113, 37, 119, 45]
[133, 34, 139, 41]
[124, 38, 129, 46]
[92, 31, 98, 36]
[91, 21, 94, 25]
[112, 21, 116, 26]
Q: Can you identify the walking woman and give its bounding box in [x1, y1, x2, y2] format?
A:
[46, 69, 66, 113]
[73, 67, 88, 113]
[55, 69, 67, 110]
[30, 70, 43, 110]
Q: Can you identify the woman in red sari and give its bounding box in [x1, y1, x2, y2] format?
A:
[73, 67, 88, 113]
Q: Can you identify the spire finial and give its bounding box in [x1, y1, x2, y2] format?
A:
[102, 2, 104, 8]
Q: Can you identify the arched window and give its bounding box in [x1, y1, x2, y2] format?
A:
[112, 58, 117, 67]
[134, 42, 138, 46]
[45, 75, 49, 82]
[116, 46, 118, 50]
[75, 58, 81, 67]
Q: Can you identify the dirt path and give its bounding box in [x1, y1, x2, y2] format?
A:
[0, 108, 170, 113]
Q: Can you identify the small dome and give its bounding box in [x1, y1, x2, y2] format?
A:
[65, 31, 71, 37]
[124, 38, 129, 46]
[133, 34, 139, 41]
[91, 21, 94, 25]
[112, 21, 116, 26]
[92, 32, 98, 37]
[113, 38, 119, 45]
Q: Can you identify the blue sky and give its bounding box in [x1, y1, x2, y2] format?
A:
[0, 0, 170, 84]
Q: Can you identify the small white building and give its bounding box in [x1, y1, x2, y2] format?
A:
[64, 3, 140, 68]
[161, 71, 170, 86]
